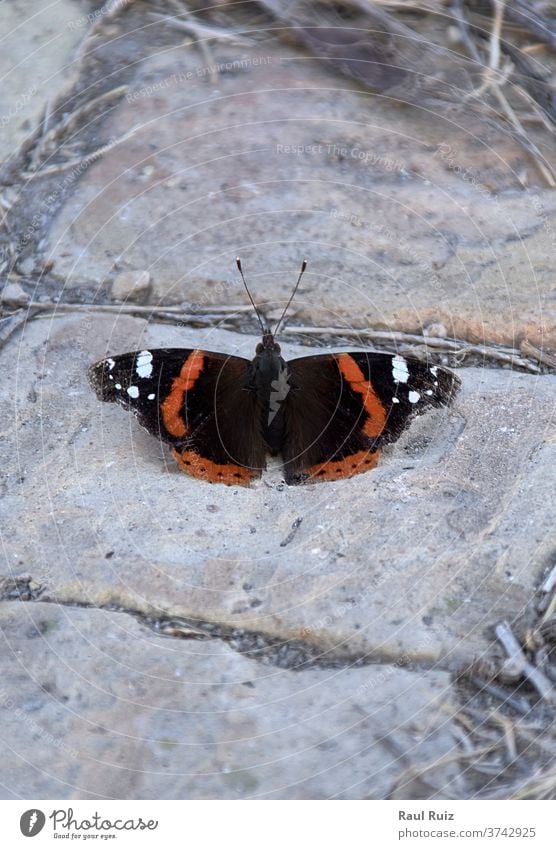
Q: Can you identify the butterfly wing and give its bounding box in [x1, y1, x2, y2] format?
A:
[88, 348, 267, 484]
[282, 352, 460, 483]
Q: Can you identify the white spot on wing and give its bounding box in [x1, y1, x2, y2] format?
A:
[115, 383, 122, 390]
[408, 390, 420, 403]
[425, 389, 433, 396]
[107, 358, 115, 371]
[392, 355, 409, 383]
[147, 393, 155, 400]
[430, 366, 438, 377]
[136, 350, 153, 379]
[127, 386, 139, 398]
[392, 397, 400, 404]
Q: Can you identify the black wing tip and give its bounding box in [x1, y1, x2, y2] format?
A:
[87, 360, 101, 390]
[88, 358, 117, 401]
[437, 366, 461, 405]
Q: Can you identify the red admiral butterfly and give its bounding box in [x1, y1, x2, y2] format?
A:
[89, 260, 460, 485]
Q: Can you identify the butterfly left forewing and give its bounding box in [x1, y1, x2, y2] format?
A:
[89, 348, 267, 484]
[89, 348, 203, 443]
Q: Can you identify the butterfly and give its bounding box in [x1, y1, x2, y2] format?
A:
[89, 260, 460, 485]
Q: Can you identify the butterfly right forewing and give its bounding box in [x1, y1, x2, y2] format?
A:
[281, 351, 460, 483]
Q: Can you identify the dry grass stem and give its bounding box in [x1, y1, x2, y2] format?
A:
[21, 125, 140, 180]
[0, 300, 550, 374]
[495, 622, 555, 704]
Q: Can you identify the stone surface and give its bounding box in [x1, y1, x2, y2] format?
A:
[0, 601, 464, 800]
[41, 42, 556, 350]
[1, 315, 554, 672]
[0, 281, 29, 305]
[111, 269, 152, 302]
[1, 1, 554, 802]
[0, 1, 88, 157]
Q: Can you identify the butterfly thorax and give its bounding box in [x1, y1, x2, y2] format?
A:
[250, 334, 285, 397]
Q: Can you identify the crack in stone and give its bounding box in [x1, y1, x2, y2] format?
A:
[0, 576, 438, 673]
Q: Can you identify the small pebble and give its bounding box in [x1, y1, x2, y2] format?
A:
[1, 282, 30, 304]
[111, 269, 151, 302]
[423, 323, 447, 338]
[18, 256, 36, 276]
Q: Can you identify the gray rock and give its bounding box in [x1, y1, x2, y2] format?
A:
[16, 257, 36, 277]
[0, 1, 86, 157]
[0, 281, 29, 304]
[1, 314, 553, 672]
[111, 270, 152, 302]
[0, 602, 466, 799]
[1, 3, 554, 800]
[41, 46, 556, 351]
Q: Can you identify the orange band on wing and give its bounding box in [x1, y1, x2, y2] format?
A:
[160, 350, 205, 437]
[336, 354, 387, 437]
[304, 449, 381, 481]
[172, 448, 256, 486]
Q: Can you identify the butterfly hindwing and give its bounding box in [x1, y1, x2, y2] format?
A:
[88, 348, 267, 484]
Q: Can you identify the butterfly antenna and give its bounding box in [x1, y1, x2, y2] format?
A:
[273, 259, 307, 337]
[236, 257, 265, 334]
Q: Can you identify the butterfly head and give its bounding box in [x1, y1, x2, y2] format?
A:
[256, 330, 281, 355]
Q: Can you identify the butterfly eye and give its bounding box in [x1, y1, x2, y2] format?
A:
[256, 343, 263, 354]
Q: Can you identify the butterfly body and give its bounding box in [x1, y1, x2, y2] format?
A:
[89, 330, 460, 486]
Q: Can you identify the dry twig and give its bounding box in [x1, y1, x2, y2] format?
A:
[25, 86, 129, 173]
[149, 11, 251, 45]
[74, 0, 135, 61]
[455, 0, 556, 184]
[20, 124, 140, 180]
[520, 340, 556, 371]
[0, 299, 550, 374]
[495, 621, 555, 705]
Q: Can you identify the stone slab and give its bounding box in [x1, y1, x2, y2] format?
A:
[0, 2, 88, 157]
[40, 42, 556, 350]
[1, 314, 554, 670]
[0, 601, 464, 799]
